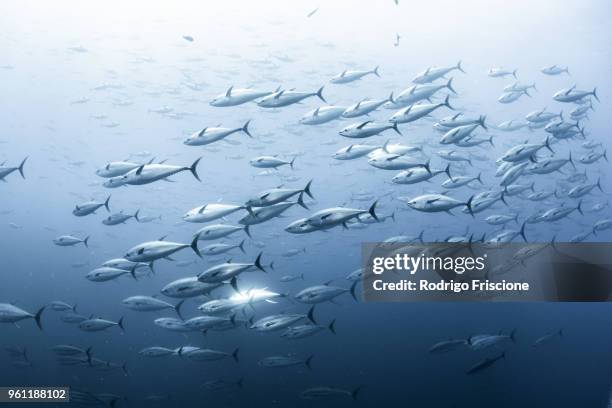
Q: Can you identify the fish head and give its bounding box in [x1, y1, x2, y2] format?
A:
[103, 176, 126, 188]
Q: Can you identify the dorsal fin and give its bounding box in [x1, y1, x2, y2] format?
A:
[357, 120, 372, 130]
[225, 86, 233, 97]
[136, 165, 144, 176]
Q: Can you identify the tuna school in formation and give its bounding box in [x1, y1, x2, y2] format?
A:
[1, 23, 610, 408]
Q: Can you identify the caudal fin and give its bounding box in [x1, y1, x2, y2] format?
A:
[350, 281, 359, 301]
[316, 86, 326, 103]
[297, 192, 309, 210]
[519, 222, 527, 242]
[443, 95, 455, 110]
[238, 239, 246, 254]
[456, 60, 465, 73]
[307, 305, 317, 324]
[368, 200, 379, 221]
[174, 300, 185, 320]
[328, 319, 336, 334]
[34, 306, 45, 331]
[465, 195, 475, 218]
[190, 236, 202, 258]
[232, 348, 240, 363]
[446, 77, 457, 94]
[372, 65, 380, 77]
[189, 157, 202, 182]
[391, 122, 402, 135]
[303, 179, 314, 199]
[479, 115, 487, 130]
[82, 236, 90, 248]
[18, 157, 28, 179]
[117, 316, 125, 332]
[254, 252, 266, 272]
[104, 195, 111, 212]
[305, 355, 314, 370]
[242, 120, 253, 137]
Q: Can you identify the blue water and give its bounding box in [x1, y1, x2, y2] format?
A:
[1, 1, 611, 407]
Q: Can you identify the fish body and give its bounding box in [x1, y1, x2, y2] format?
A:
[183, 203, 247, 223]
[339, 121, 400, 138]
[161, 277, 222, 298]
[184, 122, 251, 146]
[210, 87, 273, 107]
[53, 235, 89, 247]
[125, 239, 199, 262]
[300, 106, 345, 124]
[258, 87, 326, 108]
[73, 196, 111, 216]
[413, 61, 464, 84]
[330, 67, 379, 84]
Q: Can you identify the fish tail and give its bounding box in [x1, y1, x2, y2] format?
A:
[456, 60, 465, 73]
[596, 176, 603, 193]
[443, 94, 455, 110]
[117, 316, 125, 332]
[328, 319, 336, 334]
[368, 200, 379, 221]
[254, 252, 266, 272]
[479, 115, 487, 130]
[444, 164, 452, 180]
[104, 195, 111, 212]
[297, 192, 309, 210]
[18, 156, 28, 179]
[350, 280, 359, 302]
[316, 86, 326, 103]
[83, 236, 90, 248]
[230, 277, 240, 293]
[243, 225, 252, 238]
[307, 305, 317, 324]
[303, 179, 314, 199]
[592, 87, 599, 102]
[391, 121, 402, 135]
[289, 156, 296, 169]
[352, 386, 363, 400]
[466, 195, 475, 218]
[232, 348, 240, 363]
[133, 209, 140, 222]
[174, 300, 185, 320]
[242, 120, 253, 137]
[512, 69, 518, 79]
[190, 236, 201, 258]
[520, 222, 527, 242]
[305, 355, 314, 370]
[372, 65, 380, 77]
[238, 239, 246, 254]
[189, 157, 202, 182]
[446, 77, 457, 94]
[34, 306, 45, 331]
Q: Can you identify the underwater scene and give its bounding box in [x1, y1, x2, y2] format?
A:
[1, 0, 611, 407]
